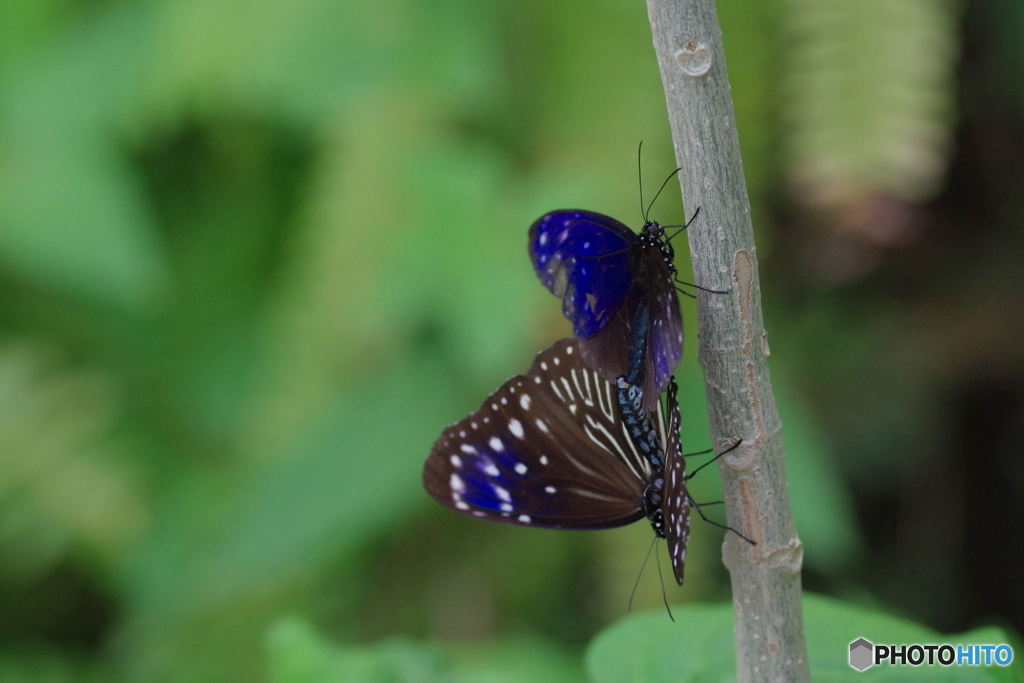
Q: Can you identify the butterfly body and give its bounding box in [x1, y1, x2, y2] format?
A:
[529, 210, 682, 411]
[614, 297, 691, 584]
[619, 374, 691, 584]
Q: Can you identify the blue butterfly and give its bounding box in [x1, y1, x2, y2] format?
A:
[529, 208, 684, 411]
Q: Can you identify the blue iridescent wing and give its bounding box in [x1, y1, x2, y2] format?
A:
[529, 210, 635, 339]
[424, 338, 657, 529]
[662, 378, 691, 585]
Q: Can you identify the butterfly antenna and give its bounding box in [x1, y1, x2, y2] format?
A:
[667, 207, 701, 242]
[629, 533, 659, 613]
[645, 166, 683, 222]
[687, 437, 742, 481]
[654, 539, 675, 622]
[675, 287, 697, 300]
[637, 140, 646, 222]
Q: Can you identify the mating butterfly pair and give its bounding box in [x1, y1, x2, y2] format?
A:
[424, 206, 703, 583]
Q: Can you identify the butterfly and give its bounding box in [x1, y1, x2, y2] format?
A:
[422, 336, 694, 585]
[529, 208, 684, 411]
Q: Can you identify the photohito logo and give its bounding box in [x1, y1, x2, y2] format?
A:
[849, 638, 1014, 671]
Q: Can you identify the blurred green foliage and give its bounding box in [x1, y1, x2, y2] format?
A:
[587, 594, 1021, 682]
[0, 0, 1020, 680]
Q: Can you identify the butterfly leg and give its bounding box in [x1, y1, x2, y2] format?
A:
[674, 277, 729, 296]
[687, 494, 756, 545]
[687, 437, 742, 480]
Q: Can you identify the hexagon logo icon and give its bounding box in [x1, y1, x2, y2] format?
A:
[849, 638, 874, 671]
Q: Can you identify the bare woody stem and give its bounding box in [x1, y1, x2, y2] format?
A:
[644, 0, 810, 681]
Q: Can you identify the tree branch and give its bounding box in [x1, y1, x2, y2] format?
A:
[644, 1, 810, 680]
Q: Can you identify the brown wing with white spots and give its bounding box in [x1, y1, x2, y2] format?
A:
[662, 377, 691, 585]
[423, 338, 654, 529]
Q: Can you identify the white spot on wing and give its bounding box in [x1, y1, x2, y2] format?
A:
[450, 474, 466, 493]
[460, 444, 476, 454]
[535, 419, 549, 433]
[539, 455, 549, 465]
[514, 462, 527, 475]
[489, 437, 504, 452]
[493, 484, 511, 502]
[509, 419, 525, 439]
[520, 394, 531, 410]
[518, 514, 532, 523]
[450, 455, 462, 468]
[544, 486, 556, 494]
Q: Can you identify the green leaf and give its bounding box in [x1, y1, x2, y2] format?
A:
[267, 618, 585, 683]
[585, 594, 1022, 682]
[267, 619, 447, 683]
[586, 603, 736, 682]
[805, 595, 1020, 682]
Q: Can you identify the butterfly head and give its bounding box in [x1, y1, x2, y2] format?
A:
[643, 477, 667, 537]
[642, 219, 666, 240]
[639, 220, 677, 277]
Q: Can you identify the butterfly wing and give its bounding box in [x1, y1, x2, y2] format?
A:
[576, 248, 680, 411]
[529, 210, 635, 339]
[424, 338, 653, 529]
[531, 211, 682, 410]
[662, 377, 691, 585]
[643, 246, 683, 403]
